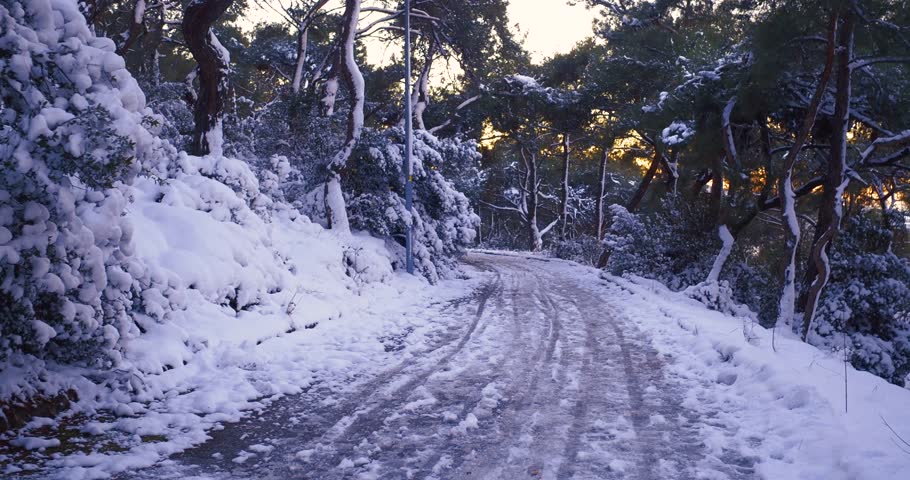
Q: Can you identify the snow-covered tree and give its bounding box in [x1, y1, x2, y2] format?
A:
[347, 129, 479, 282]
[481, 74, 581, 251]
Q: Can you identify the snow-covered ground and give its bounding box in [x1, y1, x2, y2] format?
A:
[6, 252, 910, 479]
[2, 251, 480, 480]
[601, 271, 910, 479]
[0, 148, 482, 479]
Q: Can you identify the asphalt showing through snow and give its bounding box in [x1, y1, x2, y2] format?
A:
[128, 252, 756, 479]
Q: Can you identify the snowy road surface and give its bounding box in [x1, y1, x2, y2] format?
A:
[129, 252, 756, 480]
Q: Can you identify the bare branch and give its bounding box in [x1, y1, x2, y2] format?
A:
[850, 56, 910, 70]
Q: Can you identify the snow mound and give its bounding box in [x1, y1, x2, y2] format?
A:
[604, 273, 910, 480]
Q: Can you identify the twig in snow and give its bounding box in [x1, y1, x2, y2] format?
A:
[881, 415, 910, 455]
[285, 288, 302, 315]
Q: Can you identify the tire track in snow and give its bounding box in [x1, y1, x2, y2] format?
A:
[446, 259, 588, 480]
[125, 252, 759, 480]
[282, 266, 506, 476]
[125, 264, 503, 480]
[411, 258, 559, 478]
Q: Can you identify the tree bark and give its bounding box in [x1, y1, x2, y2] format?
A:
[706, 97, 738, 283]
[706, 155, 729, 282]
[149, 3, 166, 87]
[292, 0, 332, 93]
[800, 8, 855, 340]
[183, 0, 234, 156]
[661, 153, 679, 193]
[118, 0, 146, 55]
[413, 43, 436, 131]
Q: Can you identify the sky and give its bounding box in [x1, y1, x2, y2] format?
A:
[245, 0, 597, 65]
[508, 0, 596, 63]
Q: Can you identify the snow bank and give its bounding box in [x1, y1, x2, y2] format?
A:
[600, 273, 910, 479]
[3, 147, 483, 478]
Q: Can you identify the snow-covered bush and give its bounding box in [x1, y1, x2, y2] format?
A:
[603, 201, 713, 289]
[130, 152, 301, 321]
[722, 259, 779, 327]
[658, 201, 716, 289]
[141, 80, 196, 151]
[346, 128, 479, 282]
[603, 204, 668, 279]
[0, 0, 178, 367]
[812, 214, 910, 385]
[228, 92, 336, 191]
[683, 280, 755, 319]
[549, 235, 603, 265]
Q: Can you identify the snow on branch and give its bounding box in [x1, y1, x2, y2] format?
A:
[661, 121, 695, 146]
[721, 96, 738, 166]
[861, 130, 910, 165]
[849, 56, 910, 70]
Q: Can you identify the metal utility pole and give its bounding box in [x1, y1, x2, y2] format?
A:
[403, 0, 415, 274]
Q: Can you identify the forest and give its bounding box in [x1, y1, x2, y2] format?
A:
[1, 0, 910, 477]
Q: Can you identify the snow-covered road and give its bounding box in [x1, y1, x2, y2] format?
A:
[128, 252, 756, 480]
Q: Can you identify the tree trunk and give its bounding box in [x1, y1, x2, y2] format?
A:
[323, 0, 365, 233]
[321, 75, 339, 116]
[149, 3, 165, 87]
[627, 148, 661, 213]
[596, 149, 608, 241]
[707, 225, 734, 283]
[414, 43, 435, 131]
[800, 8, 855, 341]
[292, 0, 328, 93]
[118, 0, 146, 54]
[707, 97, 738, 283]
[777, 12, 839, 330]
[559, 133, 571, 240]
[524, 150, 543, 251]
[661, 153, 679, 193]
[706, 153, 730, 282]
[183, 0, 234, 156]
[292, 26, 309, 93]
